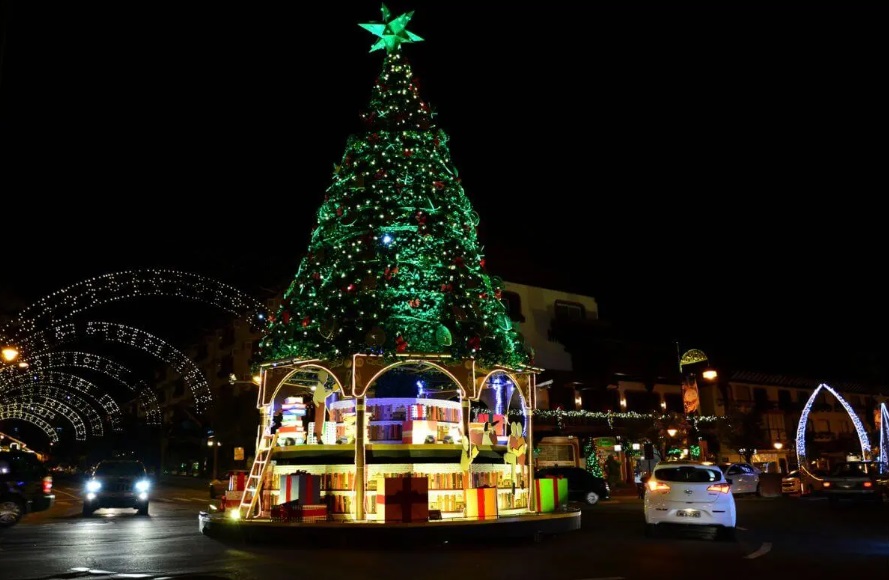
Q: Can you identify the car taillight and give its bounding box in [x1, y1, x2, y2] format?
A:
[647, 480, 670, 492]
[707, 483, 732, 494]
[863, 481, 873, 488]
[43, 476, 53, 494]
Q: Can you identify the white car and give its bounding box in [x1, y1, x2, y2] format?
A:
[644, 460, 736, 540]
[719, 462, 761, 495]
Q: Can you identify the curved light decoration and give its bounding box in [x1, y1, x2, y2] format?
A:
[27, 351, 162, 425]
[22, 321, 212, 412]
[5, 371, 112, 434]
[8, 269, 267, 337]
[0, 396, 88, 440]
[796, 383, 870, 468]
[0, 409, 59, 443]
[880, 402, 888, 466]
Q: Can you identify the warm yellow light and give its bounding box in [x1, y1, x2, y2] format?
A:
[2, 347, 19, 363]
[773, 442, 784, 450]
[666, 428, 678, 438]
[702, 369, 718, 381]
[208, 440, 215, 447]
[252, 374, 262, 386]
[18, 361, 29, 369]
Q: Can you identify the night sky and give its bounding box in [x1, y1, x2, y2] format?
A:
[1, 2, 885, 383]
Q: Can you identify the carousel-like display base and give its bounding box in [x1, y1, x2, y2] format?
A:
[198, 509, 581, 546]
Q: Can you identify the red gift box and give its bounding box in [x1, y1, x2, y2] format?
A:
[229, 472, 246, 492]
[280, 473, 321, 504]
[378, 477, 429, 522]
[299, 504, 328, 523]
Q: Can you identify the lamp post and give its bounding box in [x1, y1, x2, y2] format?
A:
[678, 347, 718, 460]
[208, 436, 221, 480]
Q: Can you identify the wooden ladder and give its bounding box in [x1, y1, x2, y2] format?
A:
[238, 430, 277, 519]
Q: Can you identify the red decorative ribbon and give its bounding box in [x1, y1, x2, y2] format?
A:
[389, 478, 425, 522]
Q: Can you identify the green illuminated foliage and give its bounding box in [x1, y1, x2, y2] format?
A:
[259, 40, 528, 369]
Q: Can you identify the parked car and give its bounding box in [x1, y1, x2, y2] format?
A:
[82, 459, 152, 516]
[644, 460, 736, 540]
[820, 460, 889, 504]
[719, 462, 761, 495]
[0, 450, 55, 527]
[782, 468, 828, 496]
[535, 466, 610, 505]
[209, 470, 249, 499]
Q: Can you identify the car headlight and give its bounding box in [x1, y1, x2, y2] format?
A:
[86, 480, 102, 492]
[135, 480, 150, 493]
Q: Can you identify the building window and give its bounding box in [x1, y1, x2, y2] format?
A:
[778, 389, 792, 411]
[500, 291, 525, 322]
[553, 300, 585, 321]
[664, 393, 683, 414]
[753, 388, 770, 411]
[624, 390, 660, 413]
[734, 385, 752, 403]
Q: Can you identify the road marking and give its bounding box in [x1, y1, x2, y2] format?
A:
[744, 542, 772, 559]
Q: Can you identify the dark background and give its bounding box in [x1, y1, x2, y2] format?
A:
[1, 2, 886, 382]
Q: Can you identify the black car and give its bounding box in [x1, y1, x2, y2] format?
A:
[83, 459, 152, 516]
[536, 466, 610, 505]
[821, 460, 888, 503]
[0, 450, 56, 527]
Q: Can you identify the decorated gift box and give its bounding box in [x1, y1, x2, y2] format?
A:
[535, 477, 556, 513]
[299, 504, 328, 523]
[279, 472, 321, 504]
[402, 420, 439, 444]
[229, 471, 246, 492]
[535, 475, 568, 512]
[464, 487, 498, 520]
[378, 476, 429, 522]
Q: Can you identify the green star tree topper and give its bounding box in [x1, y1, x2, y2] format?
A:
[259, 5, 530, 369]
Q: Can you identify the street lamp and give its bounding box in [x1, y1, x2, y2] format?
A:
[1, 343, 29, 369]
[1, 346, 19, 363]
[207, 437, 221, 480]
[773, 442, 784, 451]
[678, 347, 719, 460]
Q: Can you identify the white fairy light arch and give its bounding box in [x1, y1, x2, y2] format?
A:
[27, 351, 162, 425]
[22, 321, 212, 412]
[796, 383, 871, 468]
[2, 381, 107, 437]
[0, 409, 59, 443]
[0, 396, 89, 440]
[880, 402, 888, 466]
[9, 269, 267, 337]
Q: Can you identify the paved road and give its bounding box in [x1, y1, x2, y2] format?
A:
[1, 482, 887, 580]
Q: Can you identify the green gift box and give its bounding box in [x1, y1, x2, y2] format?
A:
[535, 477, 556, 513]
[550, 476, 568, 508]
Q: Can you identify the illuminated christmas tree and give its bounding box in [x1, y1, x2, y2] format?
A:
[259, 5, 529, 369]
[584, 438, 604, 479]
